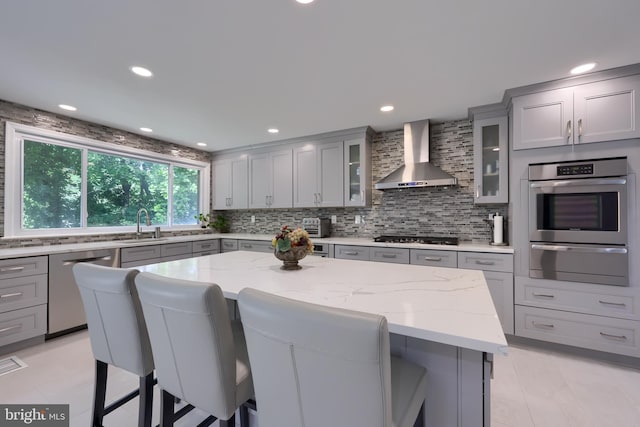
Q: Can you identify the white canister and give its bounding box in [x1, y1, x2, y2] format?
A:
[493, 214, 504, 244]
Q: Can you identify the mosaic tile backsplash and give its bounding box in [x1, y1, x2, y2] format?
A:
[222, 120, 508, 242]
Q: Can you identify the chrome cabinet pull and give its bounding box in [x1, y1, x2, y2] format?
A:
[0, 266, 26, 273]
[424, 256, 442, 262]
[344, 251, 359, 256]
[566, 120, 572, 141]
[475, 260, 495, 266]
[381, 254, 397, 259]
[200, 244, 212, 249]
[578, 118, 583, 138]
[532, 321, 554, 329]
[0, 325, 21, 334]
[599, 332, 627, 341]
[0, 292, 23, 299]
[598, 300, 626, 307]
[532, 293, 555, 299]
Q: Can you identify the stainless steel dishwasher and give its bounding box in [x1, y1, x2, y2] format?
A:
[48, 248, 120, 337]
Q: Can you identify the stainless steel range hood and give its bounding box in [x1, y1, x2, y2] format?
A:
[375, 120, 457, 190]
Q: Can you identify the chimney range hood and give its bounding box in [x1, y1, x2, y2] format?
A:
[375, 119, 457, 190]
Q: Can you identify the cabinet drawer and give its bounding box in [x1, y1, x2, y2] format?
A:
[515, 277, 639, 319]
[0, 274, 47, 314]
[238, 240, 273, 253]
[335, 245, 370, 261]
[0, 304, 47, 347]
[192, 240, 220, 253]
[121, 257, 165, 269]
[193, 251, 219, 258]
[515, 305, 640, 357]
[0, 256, 48, 279]
[221, 239, 238, 252]
[121, 245, 162, 263]
[410, 249, 457, 268]
[457, 252, 513, 273]
[161, 242, 193, 258]
[370, 248, 409, 264]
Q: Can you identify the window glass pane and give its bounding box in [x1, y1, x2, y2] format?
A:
[23, 140, 82, 229]
[87, 151, 168, 226]
[172, 166, 200, 225]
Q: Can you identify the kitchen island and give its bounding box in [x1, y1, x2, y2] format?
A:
[139, 251, 507, 426]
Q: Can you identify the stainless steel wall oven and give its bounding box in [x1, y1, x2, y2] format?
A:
[528, 157, 629, 286]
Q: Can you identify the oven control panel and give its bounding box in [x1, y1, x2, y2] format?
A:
[557, 163, 593, 176]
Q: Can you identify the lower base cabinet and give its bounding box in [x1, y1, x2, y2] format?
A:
[484, 271, 514, 335]
[0, 304, 47, 347]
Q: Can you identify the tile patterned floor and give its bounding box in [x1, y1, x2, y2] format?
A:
[1, 331, 639, 426]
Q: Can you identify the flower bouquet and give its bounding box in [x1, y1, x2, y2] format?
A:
[272, 225, 313, 270]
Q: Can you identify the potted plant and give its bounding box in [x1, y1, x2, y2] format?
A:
[194, 213, 210, 228]
[210, 214, 230, 233]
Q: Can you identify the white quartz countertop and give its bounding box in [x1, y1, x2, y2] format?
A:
[0, 232, 512, 260]
[138, 251, 509, 355]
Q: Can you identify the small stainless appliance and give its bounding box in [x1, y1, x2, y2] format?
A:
[310, 242, 333, 258]
[302, 218, 331, 238]
[528, 157, 629, 286]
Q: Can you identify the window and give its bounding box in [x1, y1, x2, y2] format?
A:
[5, 122, 210, 237]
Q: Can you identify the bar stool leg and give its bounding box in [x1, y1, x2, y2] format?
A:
[160, 389, 175, 427]
[239, 405, 249, 427]
[219, 414, 235, 427]
[92, 360, 108, 427]
[138, 373, 154, 427]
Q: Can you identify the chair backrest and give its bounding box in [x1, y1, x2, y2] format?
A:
[72, 263, 154, 377]
[134, 272, 238, 419]
[237, 288, 393, 427]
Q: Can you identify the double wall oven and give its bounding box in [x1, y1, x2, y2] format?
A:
[528, 157, 629, 286]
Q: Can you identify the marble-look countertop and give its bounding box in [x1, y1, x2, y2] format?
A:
[0, 232, 512, 260]
[138, 251, 509, 355]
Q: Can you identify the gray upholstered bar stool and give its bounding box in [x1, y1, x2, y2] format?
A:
[238, 288, 428, 427]
[72, 263, 155, 427]
[134, 272, 254, 427]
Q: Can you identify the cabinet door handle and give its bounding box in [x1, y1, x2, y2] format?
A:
[532, 321, 554, 329]
[598, 300, 626, 307]
[344, 251, 359, 256]
[0, 292, 23, 299]
[0, 325, 21, 334]
[0, 266, 26, 273]
[566, 120, 572, 141]
[599, 332, 627, 341]
[242, 244, 252, 248]
[532, 293, 555, 299]
[578, 118, 583, 138]
[475, 260, 495, 266]
[317, 193, 322, 204]
[269, 195, 273, 206]
[381, 254, 397, 259]
[424, 256, 442, 262]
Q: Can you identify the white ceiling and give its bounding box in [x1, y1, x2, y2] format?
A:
[0, 0, 639, 152]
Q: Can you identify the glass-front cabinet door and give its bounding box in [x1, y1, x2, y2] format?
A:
[473, 116, 508, 204]
[344, 137, 371, 207]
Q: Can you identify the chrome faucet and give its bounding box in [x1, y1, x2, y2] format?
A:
[136, 208, 151, 238]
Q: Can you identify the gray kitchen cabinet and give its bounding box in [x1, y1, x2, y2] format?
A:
[344, 137, 372, 207]
[192, 239, 221, 257]
[213, 156, 248, 210]
[221, 239, 239, 252]
[160, 241, 193, 258]
[293, 141, 344, 207]
[473, 116, 508, 204]
[410, 249, 458, 268]
[0, 256, 48, 348]
[512, 74, 640, 150]
[121, 242, 192, 268]
[238, 239, 273, 253]
[334, 245, 370, 261]
[370, 247, 410, 264]
[249, 148, 293, 209]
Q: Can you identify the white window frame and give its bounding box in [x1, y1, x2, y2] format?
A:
[4, 121, 210, 238]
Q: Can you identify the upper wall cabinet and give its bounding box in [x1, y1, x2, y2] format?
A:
[293, 141, 344, 208]
[344, 137, 372, 207]
[213, 156, 248, 210]
[512, 75, 640, 150]
[248, 149, 293, 209]
[473, 116, 508, 204]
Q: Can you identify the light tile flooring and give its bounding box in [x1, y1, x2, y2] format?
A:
[1, 331, 639, 427]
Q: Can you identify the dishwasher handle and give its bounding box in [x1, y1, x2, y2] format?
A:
[63, 256, 113, 266]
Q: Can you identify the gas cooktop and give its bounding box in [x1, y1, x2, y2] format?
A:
[373, 235, 459, 246]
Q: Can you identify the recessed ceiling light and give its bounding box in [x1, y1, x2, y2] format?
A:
[130, 66, 153, 77]
[58, 104, 77, 111]
[380, 105, 394, 112]
[268, 128, 279, 134]
[140, 127, 153, 133]
[296, 0, 314, 4]
[570, 62, 596, 75]
[196, 142, 207, 147]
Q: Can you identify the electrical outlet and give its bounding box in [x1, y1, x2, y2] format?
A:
[331, 215, 337, 224]
[355, 215, 361, 224]
[488, 213, 495, 220]
[251, 215, 256, 223]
